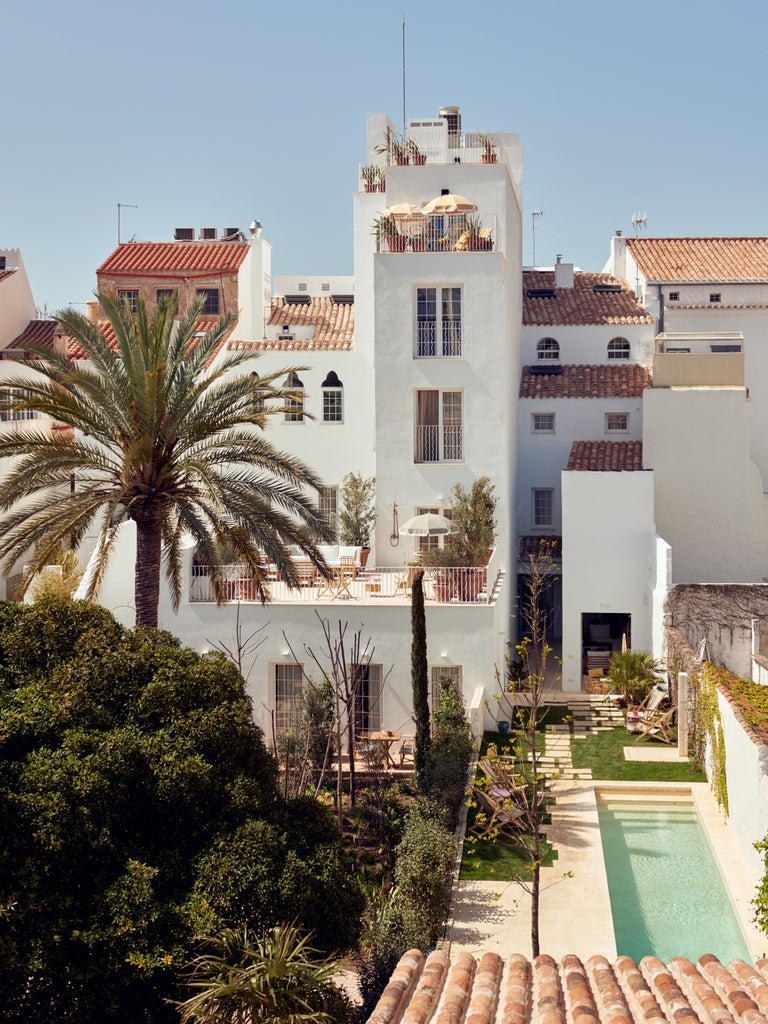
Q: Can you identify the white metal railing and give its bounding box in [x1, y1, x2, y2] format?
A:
[414, 424, 464, 463]
[189, 561, 501, 605]
[416, 321, 462, 358]
[400, 128, 506, 166]
[374, 213, 498, 254]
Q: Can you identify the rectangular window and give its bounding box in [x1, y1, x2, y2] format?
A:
[156, 288, 177, 305]
[415, 390, 463, 462]
[322, 389, 343, 423]
[709, 293, 721, 303]
[668, 291, 680, 302]
[319, 486, 339, 540]
[417, 506, 440, 553]
[0, 389, 39, 422]
[118, 289, 139, 313]
[274, 663, 303, 735]
[0, 257, 6, 270]
[353, 664, 382, 735]
[531, 412, 555, 433]
[416, 287, 462, 357]
[285, 393, 304, 423]
[197, 288, 220, 315]
[533, 488, 554, 529]
[430, 665, 463, 711]
[605, 412, 629, 433]
[711, 344, 741, 353]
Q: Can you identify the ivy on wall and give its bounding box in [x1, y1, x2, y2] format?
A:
[695, 663, 729, 814]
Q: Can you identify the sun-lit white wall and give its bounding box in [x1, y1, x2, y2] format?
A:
[0, 250, 37, 349]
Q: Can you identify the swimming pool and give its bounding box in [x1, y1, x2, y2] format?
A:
[597, 798, 750, 963]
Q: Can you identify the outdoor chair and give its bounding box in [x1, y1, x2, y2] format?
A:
[626, 686, 666, 732]
[397, 736, 414, 766]
[634, 706, 676, 744]
[477, 756, 525, 796]
[470, 786, 524, 839]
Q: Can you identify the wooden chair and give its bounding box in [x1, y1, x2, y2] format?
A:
[635, 707, 676, 744]
[398, 736, 414, 766]
[470, 787, 524, 839]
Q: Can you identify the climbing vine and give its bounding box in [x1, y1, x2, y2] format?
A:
[695, 663, 728, 814]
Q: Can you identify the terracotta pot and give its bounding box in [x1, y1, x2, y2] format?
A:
[411, 238, 426, 252]
[238, 578, 259, 601]
[360, 547, 371, 569]
[395, 155, 410, 166]
[412, 154, 427, 165]
[481, 153, 497, 164]
[388, 235, 407, 252]
[364, 183, 376, 192]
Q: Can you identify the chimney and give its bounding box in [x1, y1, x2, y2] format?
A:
[610, 234, 627, 280]
[554, 254, 574, 289]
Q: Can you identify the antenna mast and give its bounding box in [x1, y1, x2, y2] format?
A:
[531, 210, 543, 266]
[117, 202, 138, 244]
[402, 16, 406, 133]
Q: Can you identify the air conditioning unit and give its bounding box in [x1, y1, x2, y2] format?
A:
[199, 227, 217, 240]
[173, 228, 194, 241]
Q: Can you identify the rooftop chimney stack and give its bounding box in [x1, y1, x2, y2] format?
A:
[554, 254, 574, 289]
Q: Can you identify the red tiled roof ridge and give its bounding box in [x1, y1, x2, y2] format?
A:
[228, 295, 354, 350]
[627, 237, 768, 283]
[520, 363, 652, 400]
[523, 270, 652, 326]
[96, 241, 250, 276]
[567, 440, 645, 472]
[367, 952, 768, 1024]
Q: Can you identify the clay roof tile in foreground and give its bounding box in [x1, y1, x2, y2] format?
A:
[229, 296, 354, 352]
[523, 271, 652, 326]
[520, 364, 651, 399]
[567, 440, 645, 471]
[366, 951, 768, 1024]
[96, 241, 250, 277]
[627, 237, 768, 283]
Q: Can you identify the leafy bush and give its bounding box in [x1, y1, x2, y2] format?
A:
[423, 679, 474, 825]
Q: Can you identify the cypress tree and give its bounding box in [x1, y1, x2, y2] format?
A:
[411, 569, 430, 786]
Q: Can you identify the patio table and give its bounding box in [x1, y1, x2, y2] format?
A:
[368, 730, 402, 767]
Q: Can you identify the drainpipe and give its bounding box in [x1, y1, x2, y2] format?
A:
[657, 284, 664, 336]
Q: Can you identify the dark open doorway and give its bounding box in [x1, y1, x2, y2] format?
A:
[581, 612, 630, 676]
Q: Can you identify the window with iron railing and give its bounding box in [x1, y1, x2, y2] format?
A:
[416, 287, 462, 357]
[415, 390, 463, 462]
[274, 663, 303, 735]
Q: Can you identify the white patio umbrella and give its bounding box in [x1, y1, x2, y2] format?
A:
[399, 512, 455, 537]
[422, 193, 478, 215]
[382, 202, 425, 219]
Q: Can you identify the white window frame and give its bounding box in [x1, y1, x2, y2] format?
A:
[532, 488, 554, 529]
[415, 505, 453, 553]
[322, 388, 343, 423]
[415, 286, 462, 358]
[274, 663, 303, 736]
[607, 337, 630, 360]
[415, 390, 463, 463]
[284, 372, 304, 423]
[352, 663, 382, 736]
[0, 389, 39, 422]
[605, 412, 629, 433]
[531, 412, 555, 434]
[536, 337, 560, 361]
[430, 665, 463, 711]
[319, 485, 339, 540]
[118, 289, 139, 313]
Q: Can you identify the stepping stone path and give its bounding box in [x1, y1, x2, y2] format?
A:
[530, 695, 624, 785]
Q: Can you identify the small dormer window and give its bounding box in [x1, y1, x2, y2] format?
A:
[607, 337, 630, 360]
[710, 293, 722, 303]
[321, 370, 344, 423]
[668, 291, 680, 302]
[537, 337, 560, 361]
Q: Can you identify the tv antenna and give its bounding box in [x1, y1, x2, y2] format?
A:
[632, 211, 647, 237]
[117, 202, 138, 244]
[531, 210, 543, 266]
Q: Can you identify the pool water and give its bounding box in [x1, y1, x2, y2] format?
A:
[597, 800, 750, 963]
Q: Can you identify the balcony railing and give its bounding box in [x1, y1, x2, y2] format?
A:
[414, 424, 463, 463]
[190, 560, 501, 606]
[416, 321, 462, 358]
[374, 213, 498, 254]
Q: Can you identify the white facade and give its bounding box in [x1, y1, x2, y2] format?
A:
[560, 468, 662, 691]
[0, 249, 37, 349]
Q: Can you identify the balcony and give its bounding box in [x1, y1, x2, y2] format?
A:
[416, 321, 462, 358]
[653, 333, 744, 387]
[189, 553, 502, 606]
[414, 424, 463, 463]
[373, 213, 498, 254]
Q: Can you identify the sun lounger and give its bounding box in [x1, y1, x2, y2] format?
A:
[634, 706, 676, 744]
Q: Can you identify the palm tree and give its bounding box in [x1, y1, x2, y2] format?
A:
[0, 292, 332, 627]
[177, 923, 352, 1024]
[608, 649, 660, 705]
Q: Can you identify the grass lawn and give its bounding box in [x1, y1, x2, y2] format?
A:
[571, 726, 705, 783]
[460, 834, 556, 881]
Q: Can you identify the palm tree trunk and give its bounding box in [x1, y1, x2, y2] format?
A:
[135, 514, 162, 628]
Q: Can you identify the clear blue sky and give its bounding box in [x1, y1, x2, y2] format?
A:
[3, 0, 767, 313]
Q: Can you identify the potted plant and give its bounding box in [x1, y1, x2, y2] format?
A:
[360, 164, 384, 193]
[339, 472, 376, 568]
[410, 226, 426, 252]
[478, 132, 498, 164]
[465, 214, 492, 251]
[407, 138, 427, 165]
[421, 477, 497, 602]
[374, 126, 409, 166]
[371, 213, 406, 252]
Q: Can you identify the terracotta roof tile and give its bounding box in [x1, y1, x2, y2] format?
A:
[367, 952, 768, 1024]
[96, 241, 250, 277]
[523, 271, 652, 326]
[627, 237, 768, 283]
[10, 319, 58, 348]
[229, 296, 354, 351]
[0, 268, 16, 284]
[567, 440, 645, 471]
[67, 319, 228, 362]
[520, 364, 651, 399]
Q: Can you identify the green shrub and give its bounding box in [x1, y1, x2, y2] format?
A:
[423, 680, 473, 825]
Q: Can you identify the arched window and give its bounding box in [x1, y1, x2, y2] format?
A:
[607, 337, 630, 360]
[250, 371, 265, 413]
[284, 371, 304, 423]
[321, 370, 344, 423]
[537, 337, 560, 361]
